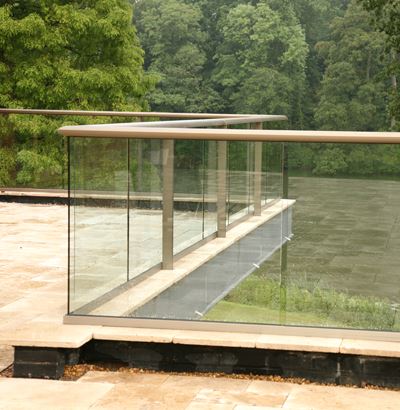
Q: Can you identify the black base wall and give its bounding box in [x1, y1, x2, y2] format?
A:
[12, 341, 400, 389]
[13, 347, 80, 380]
[80, 341, 400, 389]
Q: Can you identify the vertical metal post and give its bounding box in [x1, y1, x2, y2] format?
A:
[136, 117, 144, 192]
[252, 123, 263, 216]
[217, 140, 227, 238]
[136, 140, 143, 192]
[127, 139, 130, 282]
[162, 139, 174, 270]
[67, 136, 71, 314]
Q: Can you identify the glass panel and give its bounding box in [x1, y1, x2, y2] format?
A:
[203, 141, 218, 237]
[280, 143, 400, 331]
[174, 140, 205, 255]
[67, 136, 400, 333]
[205, 142, 287, 324]
[227, 141, 251, 224]
[131, 141, 288, 322]
[248, 142, 255, 214]
[129, 139, 163, 279]
[69, 137, 128, 313]
[263, 142, 283, 203]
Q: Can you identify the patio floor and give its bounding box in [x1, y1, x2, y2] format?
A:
[1, 198, 400, 408]
[1, 371, 400, 410]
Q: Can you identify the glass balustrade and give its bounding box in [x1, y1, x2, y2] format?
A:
[63, 121, 400, 336]
[67, 133, 291, 321]
[207, 143, 400, 332]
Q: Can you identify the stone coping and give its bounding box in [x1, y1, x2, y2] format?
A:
[3, 322, 400, 358]
[92, 327, 400, 357]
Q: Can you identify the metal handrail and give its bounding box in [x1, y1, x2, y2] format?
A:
[0, 108, 380, 143]
[59, 126, 400, 144]
[0, 108, 288, 134]
[0, 108, 271, 119]
[107, 116, 287, 129]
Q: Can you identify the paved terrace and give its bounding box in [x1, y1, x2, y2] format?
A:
[1, 201, 400, 409]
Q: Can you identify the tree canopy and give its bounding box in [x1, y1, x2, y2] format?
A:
[0, 0, 153, 110]
[134, 0, 219, 112]
[2, 0, 400, 186]
[213, 1, 308, 127]
[0, 0, 154, 186]
[359, 0, 400, 127]
[315, 0, 388, 131]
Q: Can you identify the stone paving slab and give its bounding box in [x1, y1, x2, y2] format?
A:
[0, 378, 114, 410]
[2, 371, 400, 409]
[282, 383, 400, 410]
[0, 346, 13, 372]
[0, 322, 97, 348]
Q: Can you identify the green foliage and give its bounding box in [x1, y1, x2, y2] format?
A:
[289, 142, 400, 177]
[134, 0, 219, 112]
[315, 0, 388, 131]
[359, 0, 400, 127]
[360, 0, 400, 50]
[312, 147, 348, 176]
[288, 144, 314, 170]
[70, 138, 128, 191]
[0, 147, 15, 185]
[16, 148, 62, 185]
[1, 0, 399, 186]
[0, 0, 154, 110]
[0, 0, 154, 187]
[223, 275, 397, 330]
[213, 1, 308, 126]
[130, 158, 161, 192]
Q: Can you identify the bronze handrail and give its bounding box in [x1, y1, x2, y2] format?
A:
[0, 108, 272, 119]
[59, 126, 400, 144]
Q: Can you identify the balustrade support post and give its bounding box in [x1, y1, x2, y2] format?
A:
[162, 139, 174, 270]
[252, 123, 263, 216]
[217, 140, 227, 238]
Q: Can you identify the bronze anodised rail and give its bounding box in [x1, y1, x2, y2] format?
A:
[59, 126, 400, 144]
[0, 108, 274, 120]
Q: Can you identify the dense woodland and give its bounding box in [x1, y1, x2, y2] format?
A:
[0, 0, 400, 187]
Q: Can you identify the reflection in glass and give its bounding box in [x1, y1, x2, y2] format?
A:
[174, 140, 206, 254]
[208, 143, 400, 332]
[129, 139, 163, 279]
[69, 137, 128, 313]
[227, 141, 254, 224]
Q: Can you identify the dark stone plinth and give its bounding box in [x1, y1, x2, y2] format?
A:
[12, 341, 400, 387]
[80, 340, 400, 388]
[13, 347, 80, 380]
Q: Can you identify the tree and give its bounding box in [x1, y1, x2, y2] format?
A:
[284, 0, 349, 129]
[134, 0, 220, 113]
[360, 0, 400, 128]
[0, 0, 153, 187]
[315, 0, 388, 131]
[213, 0, 308, 126]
